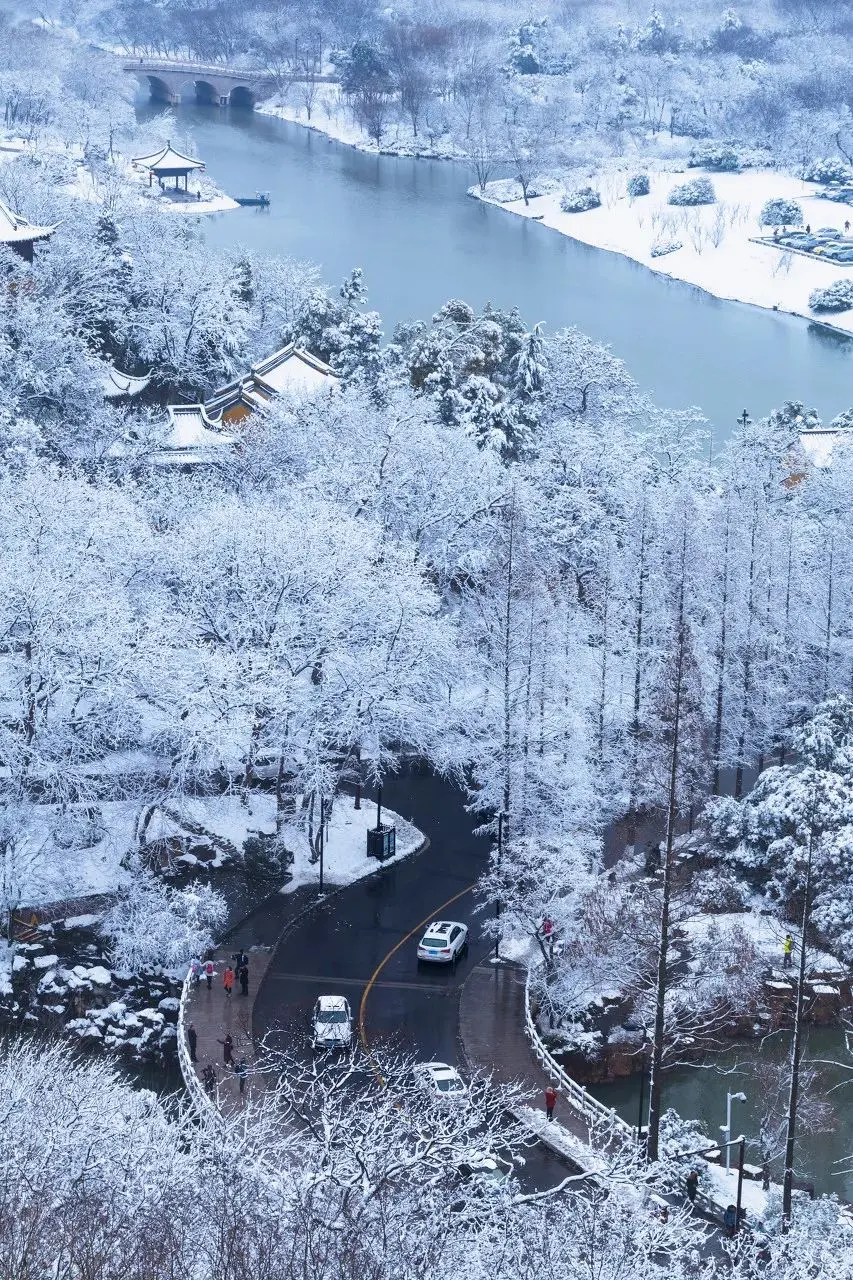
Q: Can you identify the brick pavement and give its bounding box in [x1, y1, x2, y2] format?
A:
[458, 959, 593, 1150]
[184, 944, 272, 1110]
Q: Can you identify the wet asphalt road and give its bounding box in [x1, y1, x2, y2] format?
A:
[253, 766, 488, 1062]
[251, 765, 571, 1189]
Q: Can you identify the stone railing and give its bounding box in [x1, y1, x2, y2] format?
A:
[523, 967, 632, 1136]
[176, 967, 219, 1120]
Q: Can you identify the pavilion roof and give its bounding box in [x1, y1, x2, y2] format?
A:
[131, 141, 205, 173]
[0, 198, 55, 245]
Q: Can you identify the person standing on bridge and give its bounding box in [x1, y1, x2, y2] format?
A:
[223, 965, 234, 997]
[545, 1085, 557, 1121]
[187, 1022, 197, 1063]
[204, 959, 215, 990]
[219, 1033, 234, 1067]
[238, 963, 249, 997]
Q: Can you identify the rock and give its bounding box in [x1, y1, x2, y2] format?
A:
[86, 966, 112, 986]
[33, 954, 59, 969]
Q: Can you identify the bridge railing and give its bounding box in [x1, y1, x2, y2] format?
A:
[176, 966, 220, 1121]
[128, 59, 274, 80]
[524, 967, 632, 1136]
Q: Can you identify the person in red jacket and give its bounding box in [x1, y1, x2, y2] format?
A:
[223, 966, 234, 997]
[545, 1085, 557, 1121]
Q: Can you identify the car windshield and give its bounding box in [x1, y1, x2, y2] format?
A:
[422, 937, 446, 948]
[319, 1010, 348, 1024]
[436, 1076, 463, 1092]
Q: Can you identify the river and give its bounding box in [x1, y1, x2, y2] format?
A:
[137, 98, 853, 437]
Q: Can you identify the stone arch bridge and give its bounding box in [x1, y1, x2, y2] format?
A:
[125, 59, 281, 108]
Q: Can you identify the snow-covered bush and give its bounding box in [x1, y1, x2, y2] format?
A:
[690, 866, 749, 914]
[668, 178, 716, 206]
[810, 279, 853, 313]
[687, 143, 740, 171]
[759, 197, 802, 227]
[102, 871, 226, 973]
[627, 173, 650, 197]
[560, 186, 601, 213]
[803, 157, 853, 185]
[829, 407, 853, 429]
[650, 238, 682, 257]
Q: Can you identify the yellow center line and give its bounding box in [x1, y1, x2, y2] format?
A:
[358, 881, 477, 1076]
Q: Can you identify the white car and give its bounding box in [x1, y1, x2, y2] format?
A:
[414, 1061, 468, 1102]
[311, 994, 353, 1052]
[416, 920, 469, 966]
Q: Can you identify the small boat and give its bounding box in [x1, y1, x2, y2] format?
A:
[235, 192, 271, 207]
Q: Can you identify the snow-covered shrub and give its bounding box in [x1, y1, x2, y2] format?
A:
[687, 143, 740, 171]
[829, 407, 853, 429]
[650, 238, 682, 257]
[560, 186, 601, 213]
[102, 871, 226, 973]
[759, 197, 802, 227]
[690, 865, 749, 914]
[627, 173, 650, 197]
[803, 157, 853, 185]
[668, 178, 716, 206]
[809, 279, 853, 313]
[527, 175, 563, 198]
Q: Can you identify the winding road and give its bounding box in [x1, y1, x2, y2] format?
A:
[251, 764, 569, 1189]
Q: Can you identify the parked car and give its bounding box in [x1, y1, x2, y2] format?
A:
[311, 994, 353, 1052]
[414, 1061, 468, 1102]
[416, 920, 469, 966]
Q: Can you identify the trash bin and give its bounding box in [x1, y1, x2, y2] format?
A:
[367, 824, 396, 861]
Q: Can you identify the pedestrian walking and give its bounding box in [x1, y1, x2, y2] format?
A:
[685, 1169, 698, 1204]
[783, 934, 794, 969]
[239, 963, 249, 997]
[218, 1033, 234, 1066]
[805, 223, 811, 234]
[545, 1085, 557, 1121]
[190, 956, 201, 986]
[723, 1204, 737, 1237]
[202, 1064, 217, 1097]
[204, 959, 215, 990]
[187, 1022, 197, 1063]
[223, 965, 234, 997]
[235, 1058, 248, 1095]
[233, 950, 248, 971]
[846, 219, 851, 234]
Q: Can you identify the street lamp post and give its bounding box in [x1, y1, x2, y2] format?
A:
[722, 1091, 747, 1174]
[494, 811, 506, 960]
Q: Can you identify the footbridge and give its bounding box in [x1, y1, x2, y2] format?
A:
[125, 59, 285, 108]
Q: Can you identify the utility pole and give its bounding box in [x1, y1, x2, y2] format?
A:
[782, 787, 818, 1226]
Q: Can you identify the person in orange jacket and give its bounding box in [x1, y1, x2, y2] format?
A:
[223, 965, 234, 997]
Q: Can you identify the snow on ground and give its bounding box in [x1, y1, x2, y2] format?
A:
[0, 943, 11, 997]
[476, 166, 853, 338]
[682, 910, 845, 975]
[257, 83, 463, 159]
[175, 793, 424, 890]
[699, 1160, 769, 1220]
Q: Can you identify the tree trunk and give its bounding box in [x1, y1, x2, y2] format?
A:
[734, 505, 758, 800]
[628, 499, 647, 854]
[782, 793, 817, 1225]
[712, 511, 730, 796]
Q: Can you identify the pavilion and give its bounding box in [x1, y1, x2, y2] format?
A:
[0, 198, 55, 263]
[131, 141, 206, 192]
[205, 344, 338, 426]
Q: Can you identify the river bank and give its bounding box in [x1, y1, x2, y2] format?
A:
[473, 166, 853, 347]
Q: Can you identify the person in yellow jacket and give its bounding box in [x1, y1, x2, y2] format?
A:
[783, 934, 794, 969]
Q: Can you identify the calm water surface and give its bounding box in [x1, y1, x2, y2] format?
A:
[140, 99, 853, 435]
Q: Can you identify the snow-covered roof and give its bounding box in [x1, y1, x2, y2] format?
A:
[131, 141, 205, 173]
[800, 428, 853, 468]
[250, 344, 338, 395]
[0, 198, 55, 245]
[100, 363, 151, 400]
[162, 404, 238, 452]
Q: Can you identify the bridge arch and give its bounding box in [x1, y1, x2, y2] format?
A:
[193, 79, 220, 105]
[229, 85, 256, 109]
[146, 74, 174, 103]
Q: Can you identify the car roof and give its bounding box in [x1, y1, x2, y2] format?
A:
[422, 1061, 459, 1077]
[317, 995, 349, 1011]
[423, 921, 464, 936]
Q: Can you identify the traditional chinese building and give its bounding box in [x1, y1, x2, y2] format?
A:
[131, 141, 206, 192]
[205, 344, 338, 426]
[0, 198, 55, 262]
